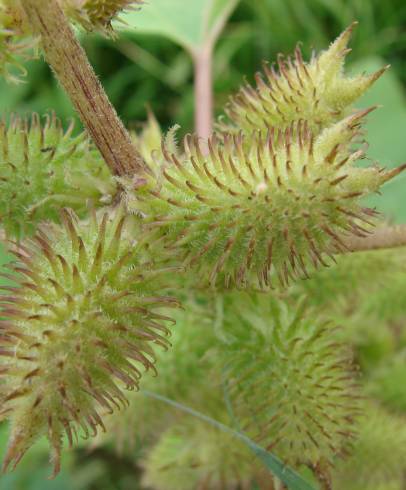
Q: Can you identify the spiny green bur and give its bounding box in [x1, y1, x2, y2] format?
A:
[0, 0, 36, 82]
[221, 293, 360, 474]
[0, 207, 178, 476]
[65, 0, 143, 33]
[0, 0, 142, 83]
[142, 419, 257, 490]
[0, 113, 116, 238]
[332, 405, 406, 490]
[220, 22, 386, 136]
[124, 110, 400, 289]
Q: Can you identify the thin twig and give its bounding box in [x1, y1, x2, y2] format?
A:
[22, 0, 146, 177]
[343, 225, 406, 252]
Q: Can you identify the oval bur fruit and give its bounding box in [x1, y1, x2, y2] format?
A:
[124, 110, 405, 289]
[0, 207, 179, 475]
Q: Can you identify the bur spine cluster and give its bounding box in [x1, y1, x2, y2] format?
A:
[0, 0, 142, 83]
[63, 0, 143, 34]
[0, 113, 115, 238]
[219, 22, 386, 137]
[0, 208, 178, 475]
[124, 110, 401, 289]
[221, 294, 360, 471]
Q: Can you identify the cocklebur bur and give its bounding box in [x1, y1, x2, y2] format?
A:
[219, 22, 387, 138]
[0, 206, 179, 476]
[123, 109, 405, 290]
[64, 0, 143, 34]
[113, 290, 363, 486]
[0, 113, 116, 238]
[0, 0, 142, 83]
[218, 293, 361, 475]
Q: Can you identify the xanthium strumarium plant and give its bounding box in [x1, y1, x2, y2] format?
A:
[0, 1, 406, 488]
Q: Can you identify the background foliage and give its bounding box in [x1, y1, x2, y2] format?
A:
[0, 0, 405, 488]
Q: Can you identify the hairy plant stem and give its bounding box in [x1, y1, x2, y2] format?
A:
[343, 224, 406, 252]
[22, 0, 146, 177]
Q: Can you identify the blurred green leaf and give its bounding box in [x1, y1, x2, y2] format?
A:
[351, 57, 406, 223]
[119, 0, 239, 53]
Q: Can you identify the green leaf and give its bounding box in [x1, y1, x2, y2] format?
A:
[119, 0, 239, 53]
[142, 390, 316, 490]
[350, 57, 406, 223]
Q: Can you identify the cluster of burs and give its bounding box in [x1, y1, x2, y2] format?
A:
[0, 2, 406, 489]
